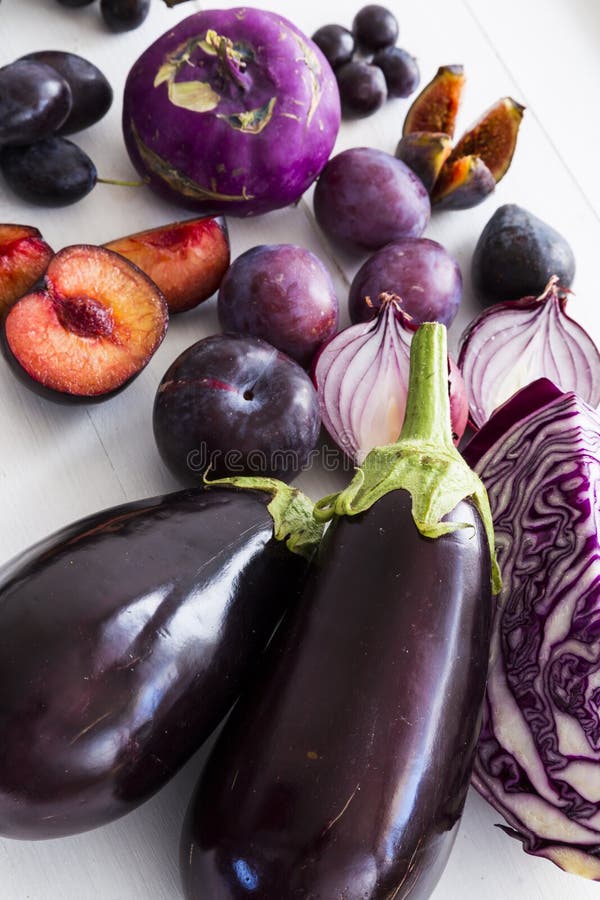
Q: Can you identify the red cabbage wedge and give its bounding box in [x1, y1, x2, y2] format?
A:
[464, 377, 600, 880]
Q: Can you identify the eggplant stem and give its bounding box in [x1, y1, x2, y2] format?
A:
[313, 323, 502, 594]
[399, 322, 455, 449]
[203, 474, 323, 560]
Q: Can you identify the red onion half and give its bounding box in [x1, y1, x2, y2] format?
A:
[459, 276, 600, 429]
[313, 294, 468, 462]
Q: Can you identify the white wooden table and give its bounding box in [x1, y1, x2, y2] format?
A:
[1, 0, 599, 897]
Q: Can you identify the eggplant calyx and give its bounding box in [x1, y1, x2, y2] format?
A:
[314, 323, 501, 593]
[204, 475, 323, 560]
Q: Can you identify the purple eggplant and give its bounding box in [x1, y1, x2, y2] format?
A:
[180, 324, 501, 899]
[0, 482, 321, 840]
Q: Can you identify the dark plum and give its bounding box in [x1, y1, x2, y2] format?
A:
[153, 334, 321, 483]
[0, 60, 72, 147]
[311, 24, 355, 70]
[336, 61, 387, 118]
[0, 484, 314, 839]
[352, 4, 399, 52]
[100, 0, 150, 31]
[0, 137, 96, 207]
[217, 244, 338, 367]
[313, 147, 430, 250]
[472, 204, 576, 305]
[20, 51, 113, 135]
[372, 46, 420, 98]
[349, 237, 463, 327]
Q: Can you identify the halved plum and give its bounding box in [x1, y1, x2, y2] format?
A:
[431, 154, 496, 210]
[395, 132, 452, 193]
[0, 224, 54, 318]
[402, 65, 464, 138]
[3, 245, 168, 401]
[449, 97, 524, 183]
[104, 217, 230, 313]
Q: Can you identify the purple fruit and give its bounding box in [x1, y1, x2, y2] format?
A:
[153, 334, 321, 483]
[313, 147, 430, 250]
[352, 4, 399, 52]
[101, 0, 150, 32]
[20, 51, 113, 135]
[336, 61, 387, 118]
[0, 60, 72, 147]
[349, 237, 463, 326]
[217, 244, 338, 368]
[311, 24, 355, 70]
[372, 46, 420, 98]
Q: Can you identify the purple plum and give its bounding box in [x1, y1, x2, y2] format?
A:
[313, 147, 430, 250]
[153, 334, 321, 483]
[349, 237, 463, 326]
[217, 244, 338, 368]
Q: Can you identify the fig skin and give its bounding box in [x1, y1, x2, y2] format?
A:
[471, 204, 576, 305]
[432, 155, 496, 210]
[395, 131, 452, 193]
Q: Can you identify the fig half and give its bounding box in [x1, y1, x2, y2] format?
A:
[394, 132, 452, 193]
[449, 97, 524, 183]
[431, 155, 496, 210]
[402, 65, 465, 138]
[399, 66, 525, 211]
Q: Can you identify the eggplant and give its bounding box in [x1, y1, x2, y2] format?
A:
[180, 324, 501, 899]
[0, 482, 321, 840]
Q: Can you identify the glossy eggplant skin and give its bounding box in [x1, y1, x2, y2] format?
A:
[0, 487, 307, 840]
[181, 489, 492, 899]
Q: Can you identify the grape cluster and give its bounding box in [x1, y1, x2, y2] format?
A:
[312, 5, 420, 118]
[0, 52, 113, 206]
[56, 0, 150, 33]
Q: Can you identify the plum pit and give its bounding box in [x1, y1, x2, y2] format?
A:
[54, 294, 115, 339]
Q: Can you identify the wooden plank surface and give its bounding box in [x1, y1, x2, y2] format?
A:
[0, 0, 599, 897]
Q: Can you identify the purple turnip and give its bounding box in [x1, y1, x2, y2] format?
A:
[122, 8, 341, 217]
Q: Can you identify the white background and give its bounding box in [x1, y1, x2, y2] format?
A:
[1, 0, 600, 897]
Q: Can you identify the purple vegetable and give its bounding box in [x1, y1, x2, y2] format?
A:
[463, 378, 600, 880]
[122, 8, 341, 216]
[0, 481, 321, 838]
[458, 276, 600, 429]
[180, 323, 499, 899]
[313, 293, 468, 462]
